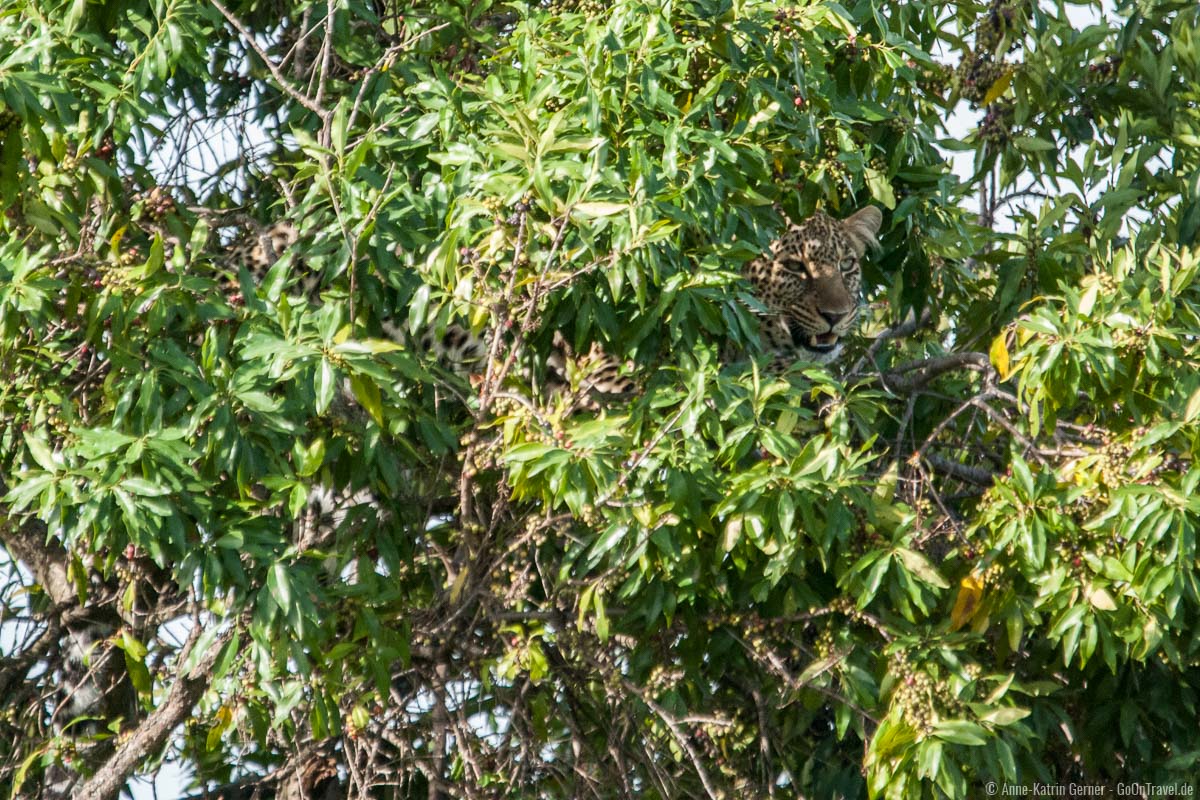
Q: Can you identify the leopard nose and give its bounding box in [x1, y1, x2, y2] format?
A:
[819, 309, 849, 327]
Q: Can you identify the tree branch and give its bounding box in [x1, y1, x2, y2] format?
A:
[624, 680, 723, 800]
[0, 480, 76, 608]
[76, 624, 230, 800]
[847, 306, 934, 377]
[881, 351, 994, 394]
[921, 452, 997, 486]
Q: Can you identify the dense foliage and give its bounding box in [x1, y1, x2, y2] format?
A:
[2, 0, 1199, 797]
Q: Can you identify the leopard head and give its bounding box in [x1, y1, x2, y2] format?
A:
[745, 206, 883, 364]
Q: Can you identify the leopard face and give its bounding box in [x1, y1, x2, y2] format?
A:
[744, 206, 883, 364]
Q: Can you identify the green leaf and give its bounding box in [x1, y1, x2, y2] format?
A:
[1013, 136, 1058, 152]
[23, 432, 58, 471]
[931, 720, 988, 746]
[864, 167, 896, 210]
[268, 564, 294, 613]
[593, 590, 609, 642]
[1185, 386, 1200, 423]
[118, 631, 152, 698]
[212, 633, 241, 682]
[896, 547, 949, 589]
[146, 235, 164, 275]
[572, 201, 626, 218]
[978, 706, 1030, 727]
[294, 438, 326, 477]
[331, 98, 349, 156]
[348, 373, 384, 427]
[315, 358, 337, 414]
[1048, 604, 1088, 641]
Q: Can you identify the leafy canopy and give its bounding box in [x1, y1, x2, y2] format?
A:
[1, 0, 1200, 798]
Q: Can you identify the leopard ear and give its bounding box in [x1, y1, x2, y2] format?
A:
[267, 221, 299, 256]
[842, 206, 883, 257]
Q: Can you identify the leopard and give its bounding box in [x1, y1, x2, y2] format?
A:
[124, 205, 880, 800]
[225, 204, 882, 386]
[742, 205, 883, 366]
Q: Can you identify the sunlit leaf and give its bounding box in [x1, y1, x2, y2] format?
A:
[950, 574, 985, 632]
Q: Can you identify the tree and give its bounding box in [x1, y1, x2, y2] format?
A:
[2, 0, 1199, 797]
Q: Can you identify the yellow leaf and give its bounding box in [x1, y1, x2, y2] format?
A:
[982, 70, 1014, 106]
[950, 574, 985, 631]
[989, 333, 1012, 381]
[448, 568, 468, 604]
[110, 224, 127, 255]
[1085, 583, 1117, 611]
[207, 705, 234, 750]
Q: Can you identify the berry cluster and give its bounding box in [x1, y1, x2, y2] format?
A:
[888, 652, 966, 736]
[1086, 56, 1122, 84]
[139, 186, 176, 222]
[975, 0, 1024, 55]
[978, 99, 1015, 146]
[954, 50, 1010, 107]
[550, 0, 605, 14]
[771, 7, 799, 36]
[916, 62, 953, 97]
[95, 136, 116, 161]
[837, 34, 872, 64]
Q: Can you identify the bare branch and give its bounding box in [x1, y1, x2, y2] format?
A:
[624, 680, 724, 800]
[848, 306, 934, 377]
[882, 351, 994, 394]
[922, 452, 997, 486]
[210, 0, 328, 118]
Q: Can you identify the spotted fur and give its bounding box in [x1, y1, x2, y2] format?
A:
[226, 223, 301, 285]
[743, 206, 883, 364]
[225, 222, 636, 399]
[226, 207, 882, 396]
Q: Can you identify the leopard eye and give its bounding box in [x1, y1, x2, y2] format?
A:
[782, 258, 810, 277]
[839, 258, 857, 274]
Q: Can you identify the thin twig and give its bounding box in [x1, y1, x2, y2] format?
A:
[210, 0, 327, 118]
[848, 306, 934, 377]
[624, 681, 724, 800]
[314, 0, 337, 117]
